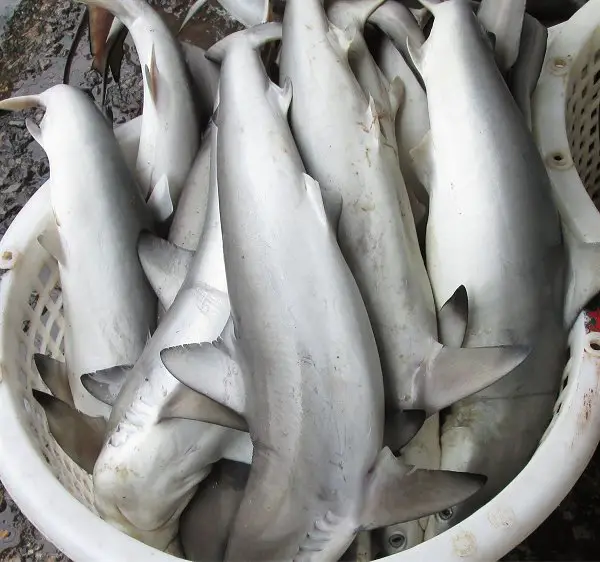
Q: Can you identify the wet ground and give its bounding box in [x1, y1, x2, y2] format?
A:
[0, 0, 598, 560]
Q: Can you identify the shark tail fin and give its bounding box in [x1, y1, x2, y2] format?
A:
[32, 390, 106, 473]
[137, 232, 193, 310]
[179, 0, 211, 34]
[214, 0, 273, 27]
[205, 22, 282, 64]
[33, 354, 75, 409]
[360, 447, 485, 531]
[328, 0, 387, 29]
[0, 94, 43, 111]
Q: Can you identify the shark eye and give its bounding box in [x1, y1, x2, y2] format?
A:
[388, 532, 407, 551]
[438, 507, 454, 521]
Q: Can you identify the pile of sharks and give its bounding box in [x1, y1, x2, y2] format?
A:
[0, 0, 593, 559]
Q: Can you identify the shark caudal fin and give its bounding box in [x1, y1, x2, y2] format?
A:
[179, 0, 209, 34]
[368, 1, 424, 60]
[137, 232, 193, 310]
[80, 365, 132, 406]
[477, 0, 526, 73]
[33, 354, 75, 409]
[206, 22, 282, 64]
[32, 390, 106, 473]
[160, 316, 248, 431]
[327, 0, 387, 30]
[360, 447, 485, 531]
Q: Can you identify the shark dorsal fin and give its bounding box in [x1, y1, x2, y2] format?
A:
[360, 447, 485, 531]
[33, 354, 75, 408]
[32, 390, 106, 473]
[437, 285, 468, 348]
[138, 233, 194, 310]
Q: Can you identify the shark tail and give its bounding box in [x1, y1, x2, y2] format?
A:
[205, 22, 282, 64]
[32, 390, 106, 473]
[33, 354, 75, 409]
[0, 94, 43, 111]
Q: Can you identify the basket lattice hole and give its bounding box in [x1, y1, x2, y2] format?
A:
[547, 151, 572, 170]
[38, 263, 51, 285]
[587, 334, 600, 355]
[553, 56, 569, 72]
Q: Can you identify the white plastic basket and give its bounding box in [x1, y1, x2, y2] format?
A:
[2, 11, 600, 561]
[0, 188, 600, 562]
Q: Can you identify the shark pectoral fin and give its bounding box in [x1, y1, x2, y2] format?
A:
[158, 383, 249, 432]
[268, 78, 292, 116]
[383, 410, 426, 454]
[179, 0, 210, 34]
[408, 130, 434, 194]
[360, 447, 485, 531]
[33, 354, 74, 408]
[138, 232, 193, 310]
[146, 175, 174, 224]
[80, 365, 132, 406]
[423, 343, 530, 414]
[160, 335, 247, 418]
[206, 22, 282, 64]
[438, 285, 468, 348]
[32, 390, 106, 473]
[37, 228, 66, 265]
[25, 118, 44, 148]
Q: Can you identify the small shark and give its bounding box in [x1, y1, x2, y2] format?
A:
[162, 23, 487, 562]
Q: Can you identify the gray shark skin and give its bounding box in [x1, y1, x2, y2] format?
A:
[0, 84, 156, 418]
[77, 0, 200, 210]
[76, 115, 251, 550]
[179, 460, 250, 561]
[368, 0, 424, 69]
[278, 0, 528, 426]
[477, 0, 526, 72]
[162, 22, 488, 562]
[407, 0, 567, 534]
[507, 13, 547, 130]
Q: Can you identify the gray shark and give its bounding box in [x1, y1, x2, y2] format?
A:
[162, 22, 487, 562]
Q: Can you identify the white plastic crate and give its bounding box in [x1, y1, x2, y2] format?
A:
[1, 6, 600, 560]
